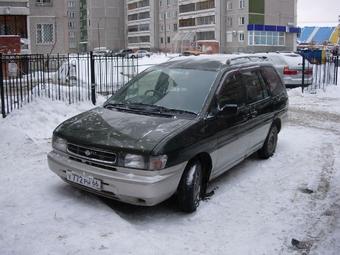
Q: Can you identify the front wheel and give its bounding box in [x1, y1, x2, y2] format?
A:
[258, 125, 278, 159]
[177, 160, 203, 213]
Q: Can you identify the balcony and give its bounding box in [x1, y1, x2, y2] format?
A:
[179, 0, 215, 14]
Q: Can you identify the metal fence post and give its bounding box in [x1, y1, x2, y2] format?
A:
[301, 54, 305, 93]
[0, 54, 6, 118]
[336, 55, 339, 85]
[90, 51, 96, 105]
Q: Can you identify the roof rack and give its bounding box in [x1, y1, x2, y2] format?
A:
[226, 55, 268, 66]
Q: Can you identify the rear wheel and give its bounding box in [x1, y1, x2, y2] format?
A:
[258, 125, 278, 159]
[177, 160, 203, 213]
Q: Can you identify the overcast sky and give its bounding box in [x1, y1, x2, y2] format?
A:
[298, 0, 340, 26]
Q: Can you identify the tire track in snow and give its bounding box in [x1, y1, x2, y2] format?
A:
[281, 107, 340, 254]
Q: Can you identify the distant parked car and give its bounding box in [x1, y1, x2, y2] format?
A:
[256, 52, 313, 88]
[93, 47, 111, 56]
[128, 50, 152, 58]
[181, 50, 202, 56]
[114, 49, 133, 57]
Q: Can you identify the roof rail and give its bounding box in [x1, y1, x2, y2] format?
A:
[226, 55, 268, 66]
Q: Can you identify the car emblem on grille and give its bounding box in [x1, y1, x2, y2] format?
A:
[84, 150, 92, 156]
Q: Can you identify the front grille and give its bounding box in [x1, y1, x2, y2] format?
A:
[67, 144, 117, 165]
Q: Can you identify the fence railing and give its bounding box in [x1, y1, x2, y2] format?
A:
[0, 53, 139, 118]
[300, 54, 339, 93]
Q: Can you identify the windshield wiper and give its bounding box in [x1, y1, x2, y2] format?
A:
[104, 102, 197, 116]
[129, 103, 197, 116]
[159, 107, 197, 116]
[103, 103, 130, 109]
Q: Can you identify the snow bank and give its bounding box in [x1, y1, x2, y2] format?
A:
[1, 81, 340, 254]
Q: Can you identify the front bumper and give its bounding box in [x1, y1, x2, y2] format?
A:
[48, 151, 186, 206]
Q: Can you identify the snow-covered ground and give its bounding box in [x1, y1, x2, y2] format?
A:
[1, 85, 340, 255]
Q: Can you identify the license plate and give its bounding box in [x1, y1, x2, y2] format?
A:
[66, 171, 101, 191]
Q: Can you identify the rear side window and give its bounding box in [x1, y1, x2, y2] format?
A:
[260, 66, 284, 96]
[217, 72, 245, 106]
[241, 70, 269, 104]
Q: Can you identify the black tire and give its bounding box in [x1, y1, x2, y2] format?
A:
[258, 125, 278, 159]
[177, 160, 203, 213]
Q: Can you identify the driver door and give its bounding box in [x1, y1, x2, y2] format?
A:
[209, 71, 250, 178]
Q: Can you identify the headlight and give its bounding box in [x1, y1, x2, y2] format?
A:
[52, 135, 67, 152]
[124, 154, 146, 169]
[149, 155, 167, 170]
[123, 154, 168, 170]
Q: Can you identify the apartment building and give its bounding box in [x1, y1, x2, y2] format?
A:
[127, 0, 159, 50]
[224, 0, 298, 53]
[159, 0, 178, 51]
[175, 0, 218, 52]
[79, 0, 87, 52]
[175, 0, 299, 53]
[0, 0, 30, 53]
[67, 0, 80, 52]
[29, 0, 70, 54]
[86, 0, 125, 51]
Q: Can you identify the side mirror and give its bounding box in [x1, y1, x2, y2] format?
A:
[217, 103, 239, 116]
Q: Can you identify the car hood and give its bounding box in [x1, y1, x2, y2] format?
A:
[55, 107, 193, 153]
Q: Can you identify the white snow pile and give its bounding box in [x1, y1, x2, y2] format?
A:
[1, 85, 340, 255]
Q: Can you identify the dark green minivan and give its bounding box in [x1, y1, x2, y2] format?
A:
[48, 56, 288, 212]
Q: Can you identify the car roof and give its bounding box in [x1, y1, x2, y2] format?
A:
[159, 54, 270, 71]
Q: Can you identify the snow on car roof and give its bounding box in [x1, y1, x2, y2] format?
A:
[162, 54, 267, 71]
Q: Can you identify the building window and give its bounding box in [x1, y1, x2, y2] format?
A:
[36, 0, 52, 6]
[227, 16, 232, 27]
[36, 24, 54, 44]
[173, 23, 177, 31]
[167, 36, 170, 43]
[197, 15, 215, 26]
[248, 31, 285, 46]
[226, 31, 232, 42]
[69, 31, 75, 38]
[128, 36, 150, 44]
[179, 18, 195, 27]
[69, 40, 76, 48]
[239, 0, 245, 9]
[197, 31, 215, 40]
[68, 11, 75, 18]
[68, 21, 75, 28]
[239, 16, 245, 25]
[226, 1, 232, 10]
[160, 37, 163, 44]
[179, 3, 195, 13]
[68, 1, 75, 8]
[239, 31, 245, 42]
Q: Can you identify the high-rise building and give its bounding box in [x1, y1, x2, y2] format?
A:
[79, 0, 88, 52]
[126, 0, 159, 50]
[223, 0, 298, 53]
[126, 0, 299, 53]
[86, 0, 126, 51]
[159, 0, 178, 51]
[67, 0, 80, 52]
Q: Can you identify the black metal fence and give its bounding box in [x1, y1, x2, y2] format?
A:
[0, 53, 139, 118]
[301, 54, 339, 93]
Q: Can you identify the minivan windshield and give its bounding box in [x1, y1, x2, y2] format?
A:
[105, 67, 218, 114]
